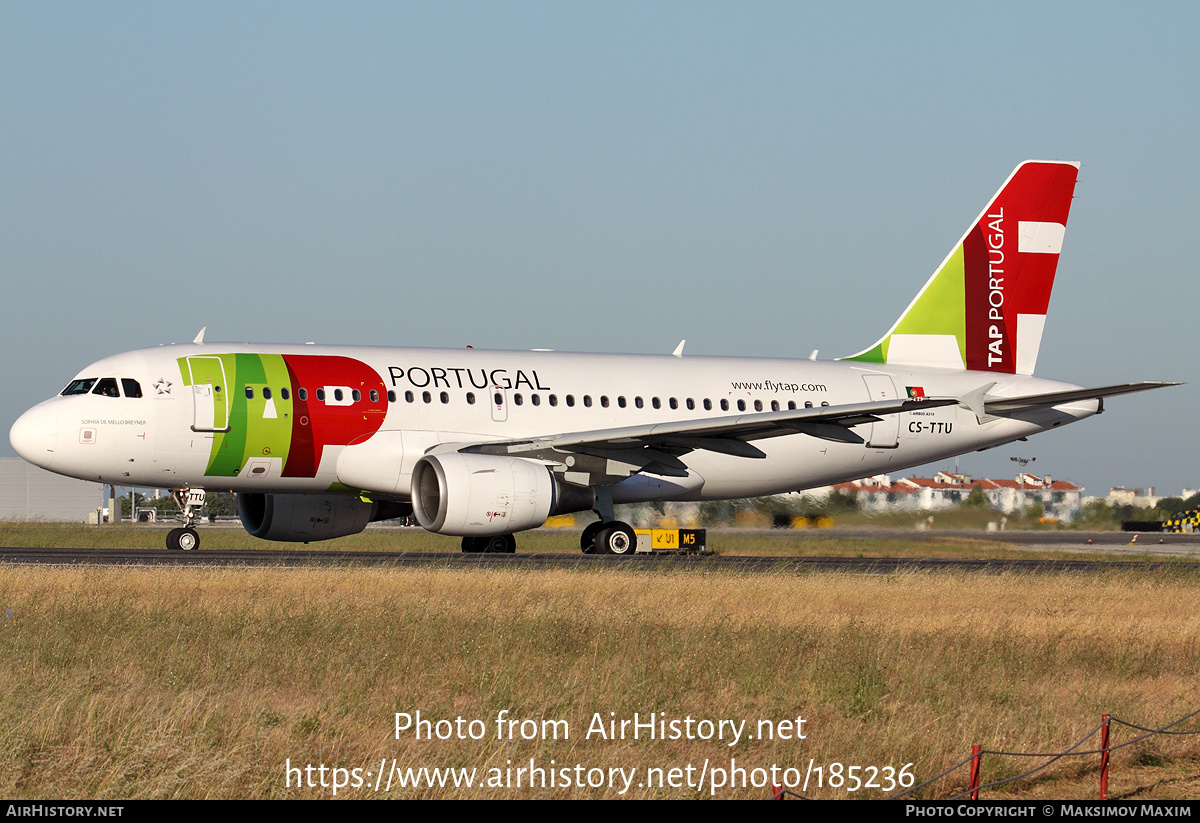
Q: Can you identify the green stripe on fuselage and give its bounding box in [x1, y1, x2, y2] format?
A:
[178, 353, 295, 477]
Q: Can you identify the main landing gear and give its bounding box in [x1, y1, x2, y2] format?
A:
[580, 486, 638, 555]
[461, 534, 516, 553]
[580, 520, 638, 555]
[166, 487, 206, 551]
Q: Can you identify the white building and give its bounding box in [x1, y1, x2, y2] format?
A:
[0, 458, 104, 521]
[832, 471, 1084, 521]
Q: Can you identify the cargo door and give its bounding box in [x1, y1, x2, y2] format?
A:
[861, 374, 899, 448]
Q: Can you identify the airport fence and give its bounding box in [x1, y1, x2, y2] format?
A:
[768, 707, 1200, 800]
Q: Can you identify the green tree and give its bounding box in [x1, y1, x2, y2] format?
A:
[962, 485, 990, 508]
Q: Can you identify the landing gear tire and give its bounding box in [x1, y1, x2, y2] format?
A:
[166, 528, 200, 552]
[581, 521, 605, 554]
[482, 534, 516, 554]
[463, 535, 516, 554]
[595, 522, 637, 556]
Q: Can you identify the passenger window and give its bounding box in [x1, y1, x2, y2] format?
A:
[703, 399, 712, 411]
[566, 395, 575, 407]
[771, 400, 780, 411]
[821, 401, 830, 407]
[618, 396, 626, 408]
[406, 391, 414, 403]
[737, 400, 746, 411]
[549, 395, 558, 407]
[805, 401, 813, 408]
[531, 394, 541, 406]
[92, 378, 121, 398]
[583, 395, 592, 408]
[754, 400, 763, 411]
[635, 397, 644, 409]
[352, 390, 361, 402]
[652, 397, 661, 409]
[317, 389, 326, 401]
[669, 398, 678, 410]
[299, 388, 308, 401]
[281, 388, 290, 401]
[600, 396, 609, 408]
[686, 398, 695, 410]
[440, 392, 449, 404]
[422, 391, 431, 404]
[62, 378, 98, 396]
[387, 390, 396, 402]
[369, 390, 378, 402]
[466, 392, 476, 405]
[514, 393, 523, 406]
[121, 379, 143, 398]
[334, 389, 344, 402]
[493, 392, 503, 406]
[720, 399, 729, 411]
[788, 401, 796, 410]
[263, 387, 273, 400]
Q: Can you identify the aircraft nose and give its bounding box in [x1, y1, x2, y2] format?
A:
[9, 404, 58, 470]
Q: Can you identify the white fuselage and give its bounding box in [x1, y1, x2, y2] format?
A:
[10, 342, 1097, 503]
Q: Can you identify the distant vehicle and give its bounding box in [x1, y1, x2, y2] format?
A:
[10, 161, 1175, 553]
[1162, 510, 1199, 533]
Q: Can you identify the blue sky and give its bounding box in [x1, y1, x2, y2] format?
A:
[2, 2, 1196, 497]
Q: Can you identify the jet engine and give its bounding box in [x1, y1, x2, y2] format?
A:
[411, 453, 593, 536]
[237, 493, 411, 542]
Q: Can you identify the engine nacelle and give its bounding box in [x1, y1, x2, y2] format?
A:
[411, 453, 594, 536]
[238, 493, 411, 542]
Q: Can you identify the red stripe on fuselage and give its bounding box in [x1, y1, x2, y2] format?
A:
[281, 354, 388, 478]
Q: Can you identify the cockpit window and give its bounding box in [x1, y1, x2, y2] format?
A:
[61, 378, 97, 396]
[92, 378, 120, 398]
[121, 379, 143, 398]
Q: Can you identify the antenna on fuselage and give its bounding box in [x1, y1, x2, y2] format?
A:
[193, 327, 207, 345]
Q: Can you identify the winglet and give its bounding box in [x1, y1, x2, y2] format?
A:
[672, 340, 686, 358]
[193, 327, 207, 345]
[842, 161, 1080, 375]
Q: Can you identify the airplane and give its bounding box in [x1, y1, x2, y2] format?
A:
[8, 160, 1176, 553]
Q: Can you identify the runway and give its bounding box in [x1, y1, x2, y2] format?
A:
[2, 545, 1199, 575]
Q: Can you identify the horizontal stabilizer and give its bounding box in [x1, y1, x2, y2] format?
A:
[982, 381, 1180, 415]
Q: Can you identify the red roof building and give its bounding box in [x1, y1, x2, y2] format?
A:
[830, 472, 1084, 520]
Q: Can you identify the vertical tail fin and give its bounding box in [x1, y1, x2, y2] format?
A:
[842, 161, 1079, 375]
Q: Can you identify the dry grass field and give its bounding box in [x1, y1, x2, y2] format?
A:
[0, 554, 1198, 799]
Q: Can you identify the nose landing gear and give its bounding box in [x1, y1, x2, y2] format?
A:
[166, 488, 206, 551]
[166, 526, 200, 551]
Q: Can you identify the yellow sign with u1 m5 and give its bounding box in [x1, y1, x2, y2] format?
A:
[633, 528, 707, 554]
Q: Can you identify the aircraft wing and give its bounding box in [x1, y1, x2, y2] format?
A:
[982, 381, 1179, 415]
[447, 382, 1176, 480]
[458, 396, 957, 468]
